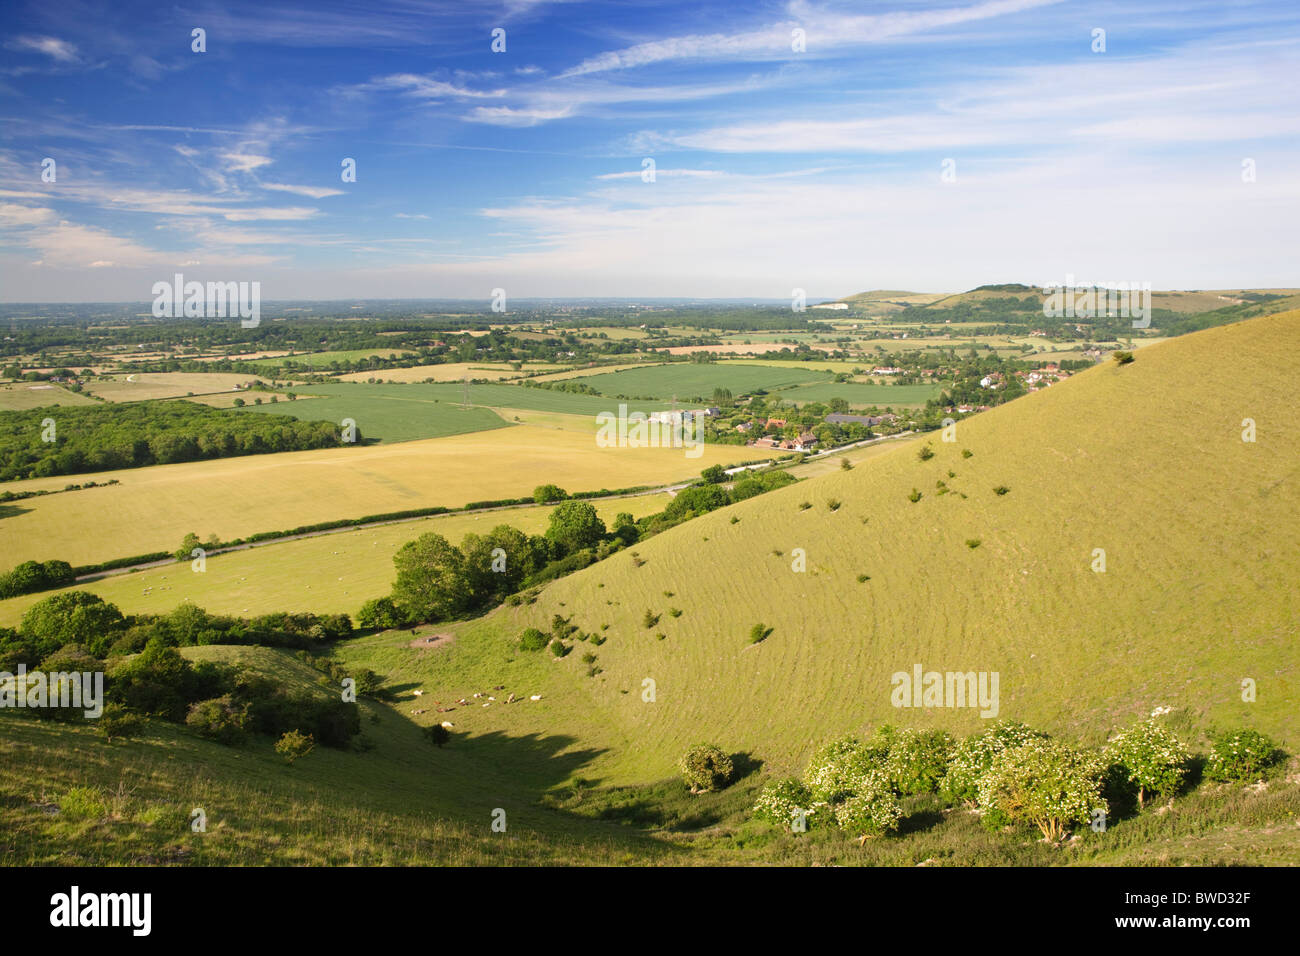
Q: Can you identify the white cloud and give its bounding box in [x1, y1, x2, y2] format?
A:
[8, 35, 80, 64]
[261, 182, 345, 199]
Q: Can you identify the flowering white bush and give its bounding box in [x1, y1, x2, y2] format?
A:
[832, 769, 903, 837]
[941, 721, 1046, 806]
[1204, 729, 1281, 784]
[1104, 717, 1190, 806]
[883, 728, 955, 796]
[976, 737, 1106, 841]
[803, 735, 878, 803]
[751, 778, 823, 831]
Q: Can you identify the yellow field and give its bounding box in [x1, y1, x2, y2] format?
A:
[0, 426, 767, 569]
[0, 494, 674, 624]
[82, 372, 267, 401]
[0, 384, 97, 410]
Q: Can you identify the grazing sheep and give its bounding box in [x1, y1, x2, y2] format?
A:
[530, 694, 542, 701]
[412, 690, 424, 697]
[441, 721, 454, 729]
[411, 709, 425, 715]
[506, 694, 516, 704]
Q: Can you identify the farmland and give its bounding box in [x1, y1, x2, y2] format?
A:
[569, 362, 830, 400]
[0, 493, 674, 623]
[0, 426, 764, 569]
[237, 393, 511, 443]
[82, 372, 267, 402]
[0, 384, 97, 410]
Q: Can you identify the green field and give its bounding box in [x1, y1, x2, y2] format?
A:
[237, 393, 511, 443]
[286, 381, 674, 417]
[569, 363, 830, 400]
[246, 348, 415, 368]
[779, 382, 944, 407]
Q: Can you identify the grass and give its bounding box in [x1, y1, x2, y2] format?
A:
[0, 494, 674, 623]
[283, 381, 674, 417]
[236, 393, 511, 443]
[0, 384, 98, 410]
[245, 349, 415, 369]
[81, 372, 267, 402]
[333, 362, 563, 383]
[566, 363, 830, 400]
[0, 427, 765, 570]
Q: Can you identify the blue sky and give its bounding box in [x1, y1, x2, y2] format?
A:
[1, 0, 1298, 301]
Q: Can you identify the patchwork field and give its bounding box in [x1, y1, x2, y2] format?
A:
[0, 427, 766, 569]
[0, 494, 674, 623]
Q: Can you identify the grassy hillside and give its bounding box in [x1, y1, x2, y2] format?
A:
[421, 309, 1299, 785]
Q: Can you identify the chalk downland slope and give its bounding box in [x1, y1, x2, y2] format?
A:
[480, 309, 1299, 781]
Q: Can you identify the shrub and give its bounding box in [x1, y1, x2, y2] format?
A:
[856, 573, 870, 583]
[965, 538, 982, 549]
[826, 498, 842, 511]
[908, 488, 922, 503]
[668, 607, 682, 618]
[752, 777, 822, 831]
[519, 627, 548, 651]
[840, 458, 853, 471]
[1113, 350, 1135, 365]
[961, 449, 973, 458]
[97, 703, 145, 741]
[356, 596, 406, 630]
[185, 695, 250, 745]
[680, 744, 735, 793]
[993, 485, 1010, 496]
[1104, 717, 1191, 806]
[533, 484, 567, 503]
[917, 444, 935, 461]
[798, 501, 812, 511]
[642, 610, 660, 628]
[804, 735, 878, 804]
[1204, 729, 1282, 784]
[942, 721, 1047, 806]
[275, 730, 315, 764]
[884, 728, 956, 796]
[833, 774, 903, 838]
[976, 737, 1106, 841]
[748, 622, 772, 644]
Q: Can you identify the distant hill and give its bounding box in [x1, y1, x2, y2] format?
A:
[484, 310, 1299, 780]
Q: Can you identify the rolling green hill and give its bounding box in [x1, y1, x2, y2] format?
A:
[435, 309, 1299, 785]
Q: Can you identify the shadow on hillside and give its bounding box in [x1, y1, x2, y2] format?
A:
[0, 503, 32, 520]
